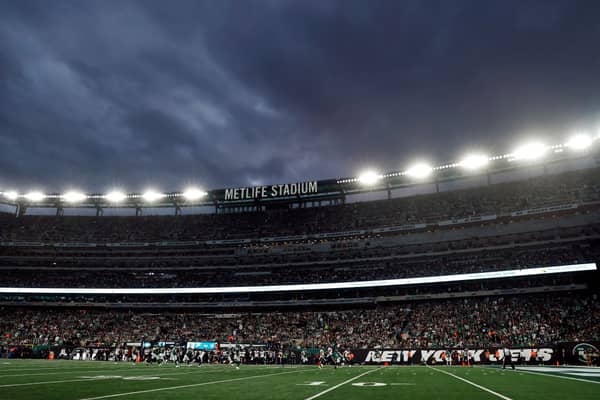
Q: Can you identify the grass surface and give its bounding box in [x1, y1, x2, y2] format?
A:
[0, 360, 598, 400]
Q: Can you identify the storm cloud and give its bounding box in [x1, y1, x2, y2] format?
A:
[1, 0, 600, 192]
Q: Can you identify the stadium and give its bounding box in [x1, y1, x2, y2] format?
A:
[1, 134, 599, 400]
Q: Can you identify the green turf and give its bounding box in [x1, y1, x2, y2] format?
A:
[0, 360, 598, 399]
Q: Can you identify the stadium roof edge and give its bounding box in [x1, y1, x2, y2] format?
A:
[0, 139, 598, 211]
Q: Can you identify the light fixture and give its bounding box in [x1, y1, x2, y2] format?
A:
[459, 154, 489, 170]
[142, 190, 165, 202]
[62, 191, 87, 203]
[565, 133, 593, 150]
[105, 191, 127, 203]
[405, 163, 433, 178]
[182, 188, 207, 201]
[357, 170, 382, 185]
[511, 142, 547, 160]
[4, 191, 19, 201]
[24, 191, 46, 202]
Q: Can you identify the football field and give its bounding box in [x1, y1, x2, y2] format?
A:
[0, 360, 598, 400]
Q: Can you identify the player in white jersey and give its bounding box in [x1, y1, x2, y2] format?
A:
[197, 350, 205, 367]
[232, 349, 241, 369]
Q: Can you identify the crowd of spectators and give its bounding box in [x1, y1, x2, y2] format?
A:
[0, 241, 596, 288]
[1, 168, 599, 243]
[1, 293, 597, 350]
[1, 170, 598, 358]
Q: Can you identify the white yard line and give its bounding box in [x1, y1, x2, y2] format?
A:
[514, 368, 600, 385]
[78, 368, 312, 400]
[429, 367, 512, 400]
[303, 368, 379, 400]
[0, 377, 113, 387]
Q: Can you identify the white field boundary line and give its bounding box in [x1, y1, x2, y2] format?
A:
[514, 368, 600, 385]
[0, 365, 146, 372]
[0, 366, 271, 387]
[303, 367, 379, 400]
[0, 377, 115, 388]
[428, 367, 512, 400]
[0, 364, 280, 378]
[0, 367, 188, 378]
[78, 368, 314, 400]
[0, 363, 312, 372]
[0, 366, 127, 372]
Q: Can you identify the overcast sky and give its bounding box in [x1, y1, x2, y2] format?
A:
[1, 0, 600, 193]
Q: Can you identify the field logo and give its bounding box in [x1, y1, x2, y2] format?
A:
[572, 343, 599, 363]
[297, 381, 327, 386]
[352, 382, 387, 387]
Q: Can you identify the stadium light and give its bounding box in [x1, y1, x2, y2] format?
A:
[405, 163, 433, 178]
[24, 191, 46, 202]
[105, 190, 127, 203]
[565, 133, 593, 150]
[62, 191, 87, 203]
[3, 191, 19, 201]
[182, 187, 207, 201]
[358, 170, 382, 185]
[459, 154, 489, 170]
[511, 141, 547, 161]
[142, 190, 165, 202]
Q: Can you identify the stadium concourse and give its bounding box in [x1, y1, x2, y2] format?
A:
[1, 165, 600, 400]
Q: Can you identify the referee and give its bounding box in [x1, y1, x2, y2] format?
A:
[502, 346, 515, 370]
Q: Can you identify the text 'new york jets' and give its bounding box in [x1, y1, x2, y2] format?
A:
[224, 181, 318, 201]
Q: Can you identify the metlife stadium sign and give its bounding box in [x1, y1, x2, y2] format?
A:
[223, 181, 318, 201]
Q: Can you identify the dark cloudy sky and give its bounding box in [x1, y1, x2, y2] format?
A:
[1, 0, 600, 192]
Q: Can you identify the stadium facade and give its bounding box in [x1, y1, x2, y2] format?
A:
[0, 139, 599, 367]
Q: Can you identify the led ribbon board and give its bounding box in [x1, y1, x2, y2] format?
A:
[0, 263, 595, 295]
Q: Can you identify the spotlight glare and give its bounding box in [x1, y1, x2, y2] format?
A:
[183, 188, 207, 201]
[512, 142, 547, 161]
[62, 191, 87, 203]
[24, 191, 46, 202]
[405, 163, 433, 178]
[4, 191, 19, 201]
[565, 133, 593, 150]
[142, 190, 165, 202]
[358, 170, 382, 185]
[459, 154, 489, 170]
[105, 191, 127, 203]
